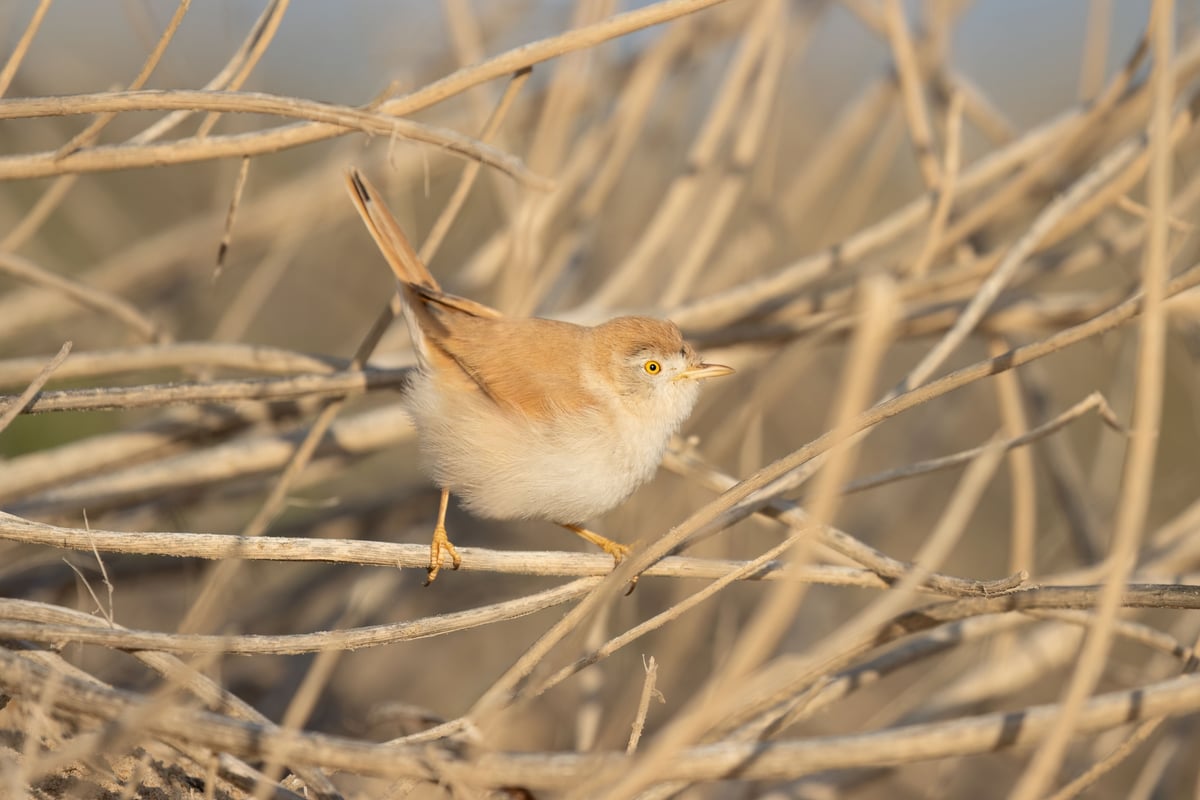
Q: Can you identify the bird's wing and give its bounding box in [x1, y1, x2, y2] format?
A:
[425, 314, 601, 419]
[346, 169, 590, 416]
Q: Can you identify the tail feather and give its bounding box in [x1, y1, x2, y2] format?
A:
[345, 168, 502, 321]
[345, 169, 439, 291]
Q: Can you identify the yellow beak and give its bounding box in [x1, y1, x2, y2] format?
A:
[676, 362, 735, 382]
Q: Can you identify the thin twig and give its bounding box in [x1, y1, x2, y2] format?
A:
[0, 341, 70, 435]
[0, 367, 411, 415]
[0, 0, 52, 98]
[0, 90, 552, 188]
[1011, 3, 1176, 796]
[841, 391, 1115, 495]
[0, 343, 345, 388]
[627, 656, 662, 754]
[4, 640, 1200, 788]
[0, 511, 913, 587]
[0, 252, 162, 342]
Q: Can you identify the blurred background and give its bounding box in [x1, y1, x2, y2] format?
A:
[4, 1, 1200, 798]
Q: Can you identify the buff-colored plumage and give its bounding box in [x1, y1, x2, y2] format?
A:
[346, 170, 732, 582]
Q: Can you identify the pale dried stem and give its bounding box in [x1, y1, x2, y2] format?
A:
[193, 0, 289, 139]
[209, 200, 314, 343]
[822, 106, 904, 243]
[0, 367, 410, 416]
[899, 117, 1168, 396]
[55, 0, 193, 158]
[0, 341, 70, 435]
[0, 252, 162, 342]
[1011, 3, 1176, 796]
[0, 511, 911, 587]
[626, 656, 661, 754]
[134, 0, 291, 144]
[440, 0, 519, 215]
[422, 68, 532, 263]
[6, 606, 1200, 789]
[251, 572, 387, 800]
[909, 89, 964, 278]
[1079, 0, 1114, 101]
[0, 0, 52, 98]
[0, 0, 726, 187]
[1048, 718, 1168, 800]
[708, 440, 1007, 750]
[588, 2, 770, 308]
[586, 278, 898, 800]
[883, 0, 941, 188]
[660, 0, 794, 305]
[988, 336, 1039, 578]
[5, 3, 1200, 796]
[841, 390, 1114, 496]
[214, 156, 252, 277]
[174, 65, 537, 636]
[0, 90, 551, 188]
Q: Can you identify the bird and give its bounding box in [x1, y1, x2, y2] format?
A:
[345, 169, 733, 584]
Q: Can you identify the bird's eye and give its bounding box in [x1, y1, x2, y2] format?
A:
[643, 360, 661, 375]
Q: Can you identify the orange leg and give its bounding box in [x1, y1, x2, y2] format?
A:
[561, 523, 631, 563]
[561, 524, 638, 592]
[425, 488, 461, 585]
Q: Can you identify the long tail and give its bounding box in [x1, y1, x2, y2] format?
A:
[345, 169, 503, 322]
[345, 169, 440, 292]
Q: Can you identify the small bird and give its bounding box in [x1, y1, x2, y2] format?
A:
[346, 170, 733, 583]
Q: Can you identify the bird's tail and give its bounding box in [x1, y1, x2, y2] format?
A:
[345, 169, 502, 323]
[345, 168, 440, 292]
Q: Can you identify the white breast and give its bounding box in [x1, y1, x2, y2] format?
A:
[402, 372, 698, 525]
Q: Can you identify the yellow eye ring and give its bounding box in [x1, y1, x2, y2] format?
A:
[643, 360, 662, 375]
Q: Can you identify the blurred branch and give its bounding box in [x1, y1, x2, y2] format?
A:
[2, 583, 1197, 656]
[0, 511, 904, 588]
[0, 0, 727, 185]
[378, 0, 731, 118]
[670, 34, 1200, 330]
[0, 90, 552, 188]
[842, 391, 1120, 495]
[882, 0, 941, 188]
[54, 0, 192, 158]
[0, 252, 163, 342]
[4, 622, 1200, 790]
[5, 2, 1200, 796]
[0, 342, 346, 388]
[0, 366, 411, 415]
[0, 582, 600, 654]
[0, 0, 52, 98]
[658, 259, 1200, 599]
[0, 341, 70, 434]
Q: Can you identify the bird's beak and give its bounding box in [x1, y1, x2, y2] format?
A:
[675, 362, 735, 382]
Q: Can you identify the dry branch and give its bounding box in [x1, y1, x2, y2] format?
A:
[0, 367, 410, 415]
[4, 645, 1200, 790]
[4, 3, 1200, 798]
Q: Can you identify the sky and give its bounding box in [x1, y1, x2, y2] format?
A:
[1, 0, 1162, 132]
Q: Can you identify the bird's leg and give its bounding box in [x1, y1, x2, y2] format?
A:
[561, 524, 639, 593]
[425, 488, 461, 586]
[562, 523, 631, 563]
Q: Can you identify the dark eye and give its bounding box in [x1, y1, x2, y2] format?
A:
[643, 360, 661, 375]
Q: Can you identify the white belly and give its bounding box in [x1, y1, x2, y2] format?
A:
[403, 375, 675, 524]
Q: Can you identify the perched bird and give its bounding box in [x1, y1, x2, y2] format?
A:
[346, 170, 733, 583]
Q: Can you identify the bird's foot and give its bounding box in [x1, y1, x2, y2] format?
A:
[425, 524, 462, 586]
[563, 525, 638, 594]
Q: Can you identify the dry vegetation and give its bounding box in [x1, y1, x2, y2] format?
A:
[2, 0, 1200, 797]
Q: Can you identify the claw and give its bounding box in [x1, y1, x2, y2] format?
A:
[562, 524, 638, 594]
[424, 524, 461, 586]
